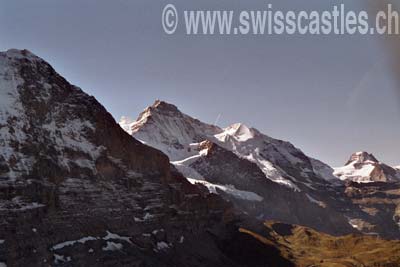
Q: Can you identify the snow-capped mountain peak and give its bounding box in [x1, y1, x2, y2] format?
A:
[334, 152, 400, 183]
[345, 151, 379, 166]
[120, 101, 341, 192]
[120, 100, 221, 161]
[216, 123, 255, 142]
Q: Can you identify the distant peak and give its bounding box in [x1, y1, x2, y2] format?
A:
[131, 100, 181, 125]
[228, 123, 250, 134]
[229, 122, 247, 130]
[345, 151, 379, 166]
[123, 100, 186, 135]
[151, 100, 179, 113]
[222, 123, 255, 141]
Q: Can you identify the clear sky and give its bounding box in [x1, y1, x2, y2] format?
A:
[0, 0, 399, 167]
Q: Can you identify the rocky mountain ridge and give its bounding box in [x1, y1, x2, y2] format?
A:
[0, 49, 284, 267]
[122, 100, 400, 239]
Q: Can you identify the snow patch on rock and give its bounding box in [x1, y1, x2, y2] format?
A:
[52, 231, 132, 251]
[306, 194, 326, 208]
[155, 241, 170, 251]
[52, 236, 98, 250]
[102, 241, 123, 251]
[187, 178, 263, 202]
[0, 197, 45, 212]
[54, 254, 71, 264]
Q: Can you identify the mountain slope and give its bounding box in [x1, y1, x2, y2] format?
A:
[0, 49, 290, 267]
[0, 50, 170, 184]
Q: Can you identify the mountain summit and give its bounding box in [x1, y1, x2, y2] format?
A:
[334, 151, 400, 183]
[346, 151, 379, 165]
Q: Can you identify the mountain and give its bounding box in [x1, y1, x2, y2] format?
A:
[0, 49, 296, 267]
[1, 49, 399, 266]
[121, 101, 358, 235]
[121, 100, 339, 190]
[334, 152, 400, 183]
[122, 100, 400, 239]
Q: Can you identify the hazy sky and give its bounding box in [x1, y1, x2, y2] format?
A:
[0, 0, 399, 166]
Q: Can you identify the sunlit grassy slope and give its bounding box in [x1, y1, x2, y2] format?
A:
[240, 221, 400, 267]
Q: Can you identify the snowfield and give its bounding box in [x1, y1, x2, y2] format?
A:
[334, 162, 376, 183]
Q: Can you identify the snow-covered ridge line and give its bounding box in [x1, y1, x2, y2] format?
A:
[119, 100, 343, 193]
[121, 101, 399, 190]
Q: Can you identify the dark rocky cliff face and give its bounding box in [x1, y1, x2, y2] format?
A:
[0, 49, 293, 267]
[0, 49, 169, 182]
